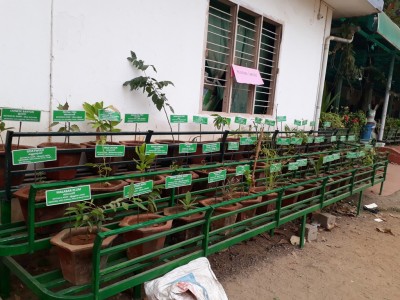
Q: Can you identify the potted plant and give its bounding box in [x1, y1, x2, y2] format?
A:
[82, 101, 122, 175]
[163, 191, 205, 244]
[0, 121, 32, 188]
[50, 200, 118, 285]
[38, 102, 84, 180]
[198, 177, 243, 235]
[235, 170, 262, 221]
[119, 183, 172, 260]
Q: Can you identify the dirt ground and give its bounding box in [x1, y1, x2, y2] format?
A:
[5, 187, 400, 300]
[212, 190, 400, 300]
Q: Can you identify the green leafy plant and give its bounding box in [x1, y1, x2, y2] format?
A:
[219, 176, 240, 201]
[320, 112, 344, 129]
[85, 162, 112, 179]
[321, 85, 340, 113]
[211, 114, 230, 131]
[82, 101, 121, 142]
[50, 102, 80, 144]
[308, 155, 324, 177]
[178, 191, 198, 211]
[124, 51, 175, 135]
[0, 121, 14, 149]
[133, 144, 156, 173]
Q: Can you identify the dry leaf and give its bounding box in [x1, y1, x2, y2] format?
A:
[389, 214, 400, 219]
[376, 227, 395, 236]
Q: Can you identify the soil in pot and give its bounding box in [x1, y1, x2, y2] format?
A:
[37, 142, 83, 180]
[231, 191, 262, 222]
[0, 144, 32, 189]
[119, 214, 172, 260]
[199, 197, 242, 235]
[163, 206, 205, 244]
[50, 226, 117, 285]
[250, 186, 278, 214]
[14, 185, 66, 235]
[81, 141, 122, 175]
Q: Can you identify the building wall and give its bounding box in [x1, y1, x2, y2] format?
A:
[0, 0, 332, 143]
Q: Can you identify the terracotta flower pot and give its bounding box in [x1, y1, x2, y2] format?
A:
[37, 142, 83, 180]
[250, 186, 278, 214]
[14, 185, 66, 235]
[231, 191, 262, 221]
[50, 227, 117, 285]
[163, 206, 205, 244]
[291, 178, 319, 202]
[81, 141, 122, 175]
[199, 197, 242, 235]
[119, 214, 172, 260]
[0, 144, 32, 189]
[276, 183, 304, 207]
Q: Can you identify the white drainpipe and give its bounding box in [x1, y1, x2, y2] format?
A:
[314, 34, 355, 132]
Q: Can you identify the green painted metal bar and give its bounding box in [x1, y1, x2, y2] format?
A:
[357, 191, 364, 216]
[299, 215, 306, 249]
[0, 258, 11, 299]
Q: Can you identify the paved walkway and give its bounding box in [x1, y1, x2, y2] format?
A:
[367, 163, 400, 196]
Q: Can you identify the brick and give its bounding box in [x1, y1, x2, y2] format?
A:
[312, 213, 336, 230]
[304, 224, 318, 242]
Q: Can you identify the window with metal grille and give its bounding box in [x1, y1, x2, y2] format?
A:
[202, 0, 281, 115]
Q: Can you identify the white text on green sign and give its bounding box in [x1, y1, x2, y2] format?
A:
[276, 138, 291, 146]
[307, 137, 314, 144]
[290, 137, 303, 145]
[254, 117, 262, 124]
[145, 144, 168, 155]
[288, 162, 299, 171]
[124, 114, 149, 123]
[203, 143, 220, 153]
[170, 115, 188, 123]
[270, 163, 282, 173]
[46, 185, 91, 206]
[276, 116, 286, 122]
[123, 180, 154, 197]
[2, 108, 41, 122]
[265, 119, 276, 126]
[314, 136, 325, 143]
[165, 174, 193, 189]
[12, 147, 57, 165]
[95, 145, 125, 157]
[53, 110, 85, 122]
[236, 165, 250, 176]
[179, 143, 197, 154]
[98, 109, 121, 122]
[234, 116, 247, 125]
[228, 142, 239, 151]
[347, 135, 356, 142]
[208, 170, 227, 183]
[296, 159, 308, 167]
[240, 136, 257, 145]
[294, 120, 302, 126]
[193, 115, 208, 125]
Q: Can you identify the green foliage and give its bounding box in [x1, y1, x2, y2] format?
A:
[65, 201, 107, 234]
[243, 169, 253, 189]
[85, 162, 112, 178]
[82, 101, 121, 133]
[178, 191, 198, 211]
[123, 51, 175, 114]
[134, 144, 156, 173]
[211, 114, 230, 130]
[386, 117, 400, 128]
[50, 101, 81, 133]
[308, 155, 324, 176]
[384, 0, 400, 26]
[320, 112, 344, 128]
[0, 121, 14, 146]
[321, 85, 340, 113]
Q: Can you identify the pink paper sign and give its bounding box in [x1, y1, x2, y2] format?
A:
[231, 64, 264, 85]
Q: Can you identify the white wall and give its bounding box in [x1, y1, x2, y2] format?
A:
[0, 0, 332, 144]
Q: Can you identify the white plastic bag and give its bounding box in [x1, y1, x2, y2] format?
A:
[144, 257, 228, 300]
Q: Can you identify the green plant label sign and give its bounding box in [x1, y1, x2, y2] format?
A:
[265, 119, 276, 126]
[310, 121, 316, 126]
[254, 117, 262, 124]
[346, 152, 357, 159]
[98, 109, 121, 122]
[170, 115, 188, 123]
[240, 136, 257, 145]
[165, 174, 193, 189]
[288, 162, 299, 171]
[179, 143, 197, 154]
[340, 136, 347, 142]
[46, 185, 91, 206]
[276, 137, 291, 145]
[330, 136, 337, 142]
[347, 135, 356, 142]
[276, 116, 286, 122]
[302, 120, 308, 126]
[53, 110, 85, 122]
[236, 165, 250, 176]
[95, 145, 125, 157]
[294, 119, 302, 126]
[193, 115, 208, 125]
[12, 147, 57, 165]
[1, 108, 41, 122]
[202, 142, 220, 153]
[358, 151, 365, 157]
[307, 137, 314, 144]
[208, 169, 227, 183]
[375, 142, 385, 147]
[364, 144, 373, 149]
[290, 137, 303, 145]
[270, 163, 282, 173]
[296, 159, 308, 167]
[234, 116, 247, 125]
[323, 155, 334, 164]
[124, 114, 149, 123]
[145, 144, 168, 155]
[333, 153, 341, 160]
[323, 121, 331, 128]
[314, 136, 325, 143]
[228, 142, 239, 151]
[123, 180, 154, 197]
